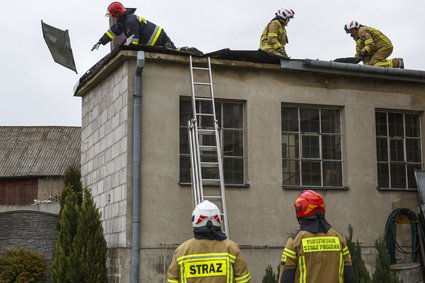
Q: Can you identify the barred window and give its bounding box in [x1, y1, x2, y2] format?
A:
[376, 111, 422, 189]
[179, 99, 245, 185]
[282, 105, 343, 188]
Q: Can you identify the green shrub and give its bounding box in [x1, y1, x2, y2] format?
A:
[0, 247, 48, 283]
[346, 225, 371, 283]
[371, 237, 401, 283]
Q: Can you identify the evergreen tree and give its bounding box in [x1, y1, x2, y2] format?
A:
[53, 166, 108, 282]
[262, 264, 277, 283]
[346, 225, 371, 283]
[371, 237, 401, 283]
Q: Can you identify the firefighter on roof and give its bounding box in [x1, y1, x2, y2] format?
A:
[91, 1, 176, 51]
[344, 20, 404, 68]
[259, 8, 294, 58]
[278, 190, 354, 283]
[167, 200, 251, 283]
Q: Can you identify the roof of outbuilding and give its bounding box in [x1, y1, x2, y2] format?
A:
[0, 126, 81, 178]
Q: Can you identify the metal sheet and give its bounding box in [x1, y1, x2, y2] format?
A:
[41, 20, 77, 73]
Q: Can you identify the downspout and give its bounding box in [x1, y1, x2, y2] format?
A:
[131, 51, 145, 283]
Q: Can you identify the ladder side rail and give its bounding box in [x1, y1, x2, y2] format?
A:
[207, 57, 229, 236]
[188, 120, 202, 206]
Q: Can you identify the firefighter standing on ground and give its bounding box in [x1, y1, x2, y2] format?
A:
[91, 1, 176, 51]
[259, 8, 295, 58]
[167, 200, 251, 283]
[344, 21, 404, 68]
[278, 190, 354, 283]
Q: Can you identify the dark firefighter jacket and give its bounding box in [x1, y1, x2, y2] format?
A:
[259, 17, 289, 58]
[167, 238, 251, 283]
[279, 227, 353, 283]
[98, 10, 175, 48]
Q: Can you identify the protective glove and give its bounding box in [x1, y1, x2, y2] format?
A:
[354, 57, 363, 64]
[91, 42, 101, 52]
[359, 50, 367, 59]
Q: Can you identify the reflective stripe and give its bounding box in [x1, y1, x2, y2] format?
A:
[147, 26, 162, 46]
[364, 39, 373, 45]
[301, 236, 341, 253]
[106, 30, 115, 40]
[167, 279, 178, 283]
[338, 252, 344, 283]
[138, 16, 147, 24]
[342, 246, 350, 256]
[235, 272, 251, 283]
[283, 247, 296, 259]
[298, 255, 306, 283]
[268, 32, 278, 37]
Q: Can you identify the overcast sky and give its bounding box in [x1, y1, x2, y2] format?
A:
[1, 0, 424, 126]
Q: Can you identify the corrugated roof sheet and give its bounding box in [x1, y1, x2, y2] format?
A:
[0, 126, 81, 178]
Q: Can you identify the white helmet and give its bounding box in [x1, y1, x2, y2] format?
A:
[192, 200, 222, 228]
[276, 8, 295, 20]
[344, 21, 360, 33]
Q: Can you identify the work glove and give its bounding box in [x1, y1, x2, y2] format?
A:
[359, 50, 367, 59]
[354, 57, 363, 63]
[91, 42, 101, 52]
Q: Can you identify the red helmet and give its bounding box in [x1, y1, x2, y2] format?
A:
[106, 2, 126, 17]
[294, 190, 326, 218]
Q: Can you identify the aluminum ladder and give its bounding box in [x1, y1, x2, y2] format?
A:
[187, 55, 229, 236]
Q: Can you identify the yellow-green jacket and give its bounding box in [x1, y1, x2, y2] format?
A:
[354, 26, 393, 58]
[167, 238, 251, 283]
[259, 18, 289, 58]
[279, 228, 352, 283]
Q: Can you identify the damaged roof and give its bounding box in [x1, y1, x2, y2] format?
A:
[74, 45, 425, 96]
[0, 126, 81, 178]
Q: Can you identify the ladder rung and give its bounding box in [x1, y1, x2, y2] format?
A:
[197, 129, 215, 135]
[199, 145, 216, 151]
[194, 97, 212, 101]
[204, 195, 223, 201]
[197, 113, 214, 117]
[194, 82, 211, 86]
[202, 179, 221, 186]
[192, 67, 210, 71]
[201, 162, 218, 168]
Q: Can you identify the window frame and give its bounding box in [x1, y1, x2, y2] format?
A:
[281, 104, 346, 190]
[376, 110, 423, 191]
[179, 97, 247, 186]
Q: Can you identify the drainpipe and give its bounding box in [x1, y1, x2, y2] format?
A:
[131, 51, 145, 283]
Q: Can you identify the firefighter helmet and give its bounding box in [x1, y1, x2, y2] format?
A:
[275, 8, 295, 20]
[294, 190, 326, 218]
[192, 200, 222, 228]
[106, 2, 126, 17]
[344, 21, 360, 33]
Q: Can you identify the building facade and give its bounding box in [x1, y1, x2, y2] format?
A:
[75, 48, 425, 282]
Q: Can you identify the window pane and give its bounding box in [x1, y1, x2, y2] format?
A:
[376, 138, 388, 161]
[180, 128, 189, 154]
[388, 113, 404, 137]
[224, 158, 243, 184]
[390, 139, 404, 161]
[321, 109, 340, 134]
[301, 161, 321, 186]
[302, 135, 320, 158]
[223, 103, 243, 128]
[282, 107, 299, 132]
[180, 100, 192, 126]
[283, 159, 300, 185]
[406, 139, 421, 162]
[300, 108, 320, 132]
[375, 112, 387, 136]
[223, 130, 243, 156]
[378, 163, 389, 188]
[180, 156, 191, 183]
[282, 134, 299, 159]
[323, 161, 342, 186]
[390, 163, 406, 188]
[405, 114, 420, 137]
[407, 164, 421, 188]
[322, 135, 341, 160]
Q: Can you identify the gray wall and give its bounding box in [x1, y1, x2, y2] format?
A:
[79, 52, 425, 282]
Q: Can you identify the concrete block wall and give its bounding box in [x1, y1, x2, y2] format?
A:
[81, 62, 130, 248]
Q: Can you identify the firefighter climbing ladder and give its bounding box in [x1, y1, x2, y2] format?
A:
[187, 55, 229, 236]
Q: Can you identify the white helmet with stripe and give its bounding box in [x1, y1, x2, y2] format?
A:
[192, 200, 222, 228]
[276, 8, 295, 20]
[344, 21, 360, 33]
